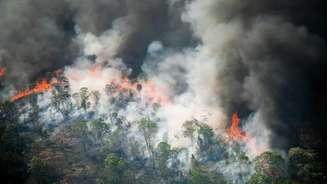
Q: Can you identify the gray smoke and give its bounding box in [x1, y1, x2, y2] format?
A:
[183, 0, 325, 150]
[0, 0, 325, 152]
[0, 0, 194, 86]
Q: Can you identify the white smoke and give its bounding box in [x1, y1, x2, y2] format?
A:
[16, 1, 291, 182]
[58, 13, 229, 149]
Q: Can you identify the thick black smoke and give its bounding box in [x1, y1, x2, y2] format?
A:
[0, 0, 325, 153]
[185, 0, 325, 151]
[0, 0, 194, 86]
[0, 0, 76, 87]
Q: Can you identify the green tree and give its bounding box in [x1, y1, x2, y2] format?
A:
[155, 142, 187, 183]
[248, 151, 290, 184]
[27, 96, 47, 137]
[288, 147, 325, 184]
[89, 119, 110, 146]
[101, 153, 128, 184]
[190, 155, 226, 184]
[51, 76, 72, 116]
[138, 117, 158, 169]
[155, 142, 172, 178]
[0, 101, 31, 183]
[196, 123, 223, 161]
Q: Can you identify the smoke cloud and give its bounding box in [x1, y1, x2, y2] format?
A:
[183, 0, 325, 150]
[0, 0, 325, 161]
[0, 0, 194, 86]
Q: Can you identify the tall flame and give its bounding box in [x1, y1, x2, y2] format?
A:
[0, 67, 6, 77]
[10, 79, 52, 102]
[227, 112, 248, 141]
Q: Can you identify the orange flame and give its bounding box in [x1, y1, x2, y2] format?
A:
[66, 64, 171, 106]
[142, 80, 171, 105]
[10, 79, 52, 102]
[0, 67, 6, 77]
[227, 112, 248, 141]
[108, 76, 171, 106]
[118, 76, 138, 91]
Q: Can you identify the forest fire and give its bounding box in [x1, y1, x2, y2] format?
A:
[110, 76, 171, 106]
[142, 80, 171, 105]
[9, 62, 171, 105]
[73, 63, 172, 106]
[115, 76, 138, 91]
[10, 79, 52, 102]
[227, 112, 249, 141]
[0, 67, 6, 77]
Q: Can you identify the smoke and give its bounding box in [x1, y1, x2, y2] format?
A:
[183, 0, 325, 150]
[0, 0, 325, 180]
[0, 0, 194, 87]
[0, 0, 76, 89]
[60, 23, 226, 148]
[0, 0, 323, 151]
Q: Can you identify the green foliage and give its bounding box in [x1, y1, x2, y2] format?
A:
[137, 117, 158, 169]
[51, 78, 72, 116]
[247, 173, 292, 184]
[195, 123, 224, 162]
[155, 142, 172, 178]
[197, 123, 215, 140]
[137, 117, 158, 153]
[0, 101, 31, 183]
[197, 123, 214, 150]
[248, 151, 290, 184]
[190, 156, 226, 184]
[104, 153, 127, 171]
[248, 173, 272, 184]
[102, 153, 128, 184]
[288, 147, 325, 183]
[247, 172, 292, 184]
[0, 94, 325, 184]
[105, 118, 126, 154]
[253, 151, 287, 178]
[190, 167, 213, 184]
[138, 117, 158, 136]
[90, 119, 110, 143]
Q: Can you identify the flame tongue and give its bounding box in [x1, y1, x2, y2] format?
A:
[227, 112, 248, 141]
[0, 67, 6, 77]
[10, 79, 52, 102]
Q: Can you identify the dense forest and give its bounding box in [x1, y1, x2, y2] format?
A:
[0, 76, 325, 184]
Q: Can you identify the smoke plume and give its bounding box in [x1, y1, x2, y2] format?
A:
[0, 0, 325, 164]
